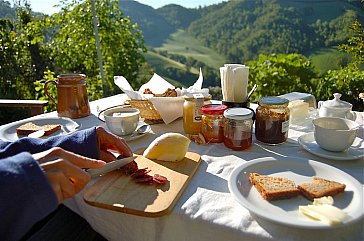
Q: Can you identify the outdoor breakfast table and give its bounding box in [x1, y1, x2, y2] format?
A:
[2, 94, 363, 241]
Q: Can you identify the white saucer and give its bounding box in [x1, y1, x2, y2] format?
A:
[298, 132, 364, 161]
[116, 122, 151, 142]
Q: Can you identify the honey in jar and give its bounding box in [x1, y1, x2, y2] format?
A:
[223, 108, 254, 151]
[201, 104, 228, 143]
[255, 96, 290, 145]
[183, 93, 211, 135]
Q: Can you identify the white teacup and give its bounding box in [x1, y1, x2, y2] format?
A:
[313, 117, 359, 152]
[103, 107, 140, 136]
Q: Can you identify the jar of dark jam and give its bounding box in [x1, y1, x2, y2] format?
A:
[223, 108, 254, 151]
[255, 96, 290, 145]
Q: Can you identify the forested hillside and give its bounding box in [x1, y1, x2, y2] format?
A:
[187, 0, 363, 62]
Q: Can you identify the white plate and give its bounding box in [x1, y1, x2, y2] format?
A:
[115, 122, 151, 142]
[0, 117, 79, 141]
[298, 132, 364, 161]
[228, 157, 363, 229]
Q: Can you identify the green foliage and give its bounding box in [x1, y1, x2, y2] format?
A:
[246, 53, 318, 102]
[44, 0, 146, 99]
[317, 20, 364, 111]
[156, 4, 200, 29]
[0, 0, 147, 124]
[188, 0, 361, 62]
[339, 20, 364, 65]
[317, 68, 363, 111]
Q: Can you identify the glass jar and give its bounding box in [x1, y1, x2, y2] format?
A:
[223, 108, 254, 151]
[255, 96, 290, 145]
[183, 93, 211, 135]
[201, 104, 228, 143]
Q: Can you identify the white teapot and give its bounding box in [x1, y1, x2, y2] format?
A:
[318, 93, 356, 120]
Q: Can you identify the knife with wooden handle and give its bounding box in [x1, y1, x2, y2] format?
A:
[87, 155, 137, 178]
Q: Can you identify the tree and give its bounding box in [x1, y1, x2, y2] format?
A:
[317, 20, 364, 111]
[246, 53, 318, 101]
[40, 0, 147, 100]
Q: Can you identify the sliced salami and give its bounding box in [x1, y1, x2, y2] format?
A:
[119, 161, 169, 186]
[153, 174, 168, 185]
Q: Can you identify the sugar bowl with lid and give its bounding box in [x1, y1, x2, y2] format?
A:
[317, 93, 356, 121]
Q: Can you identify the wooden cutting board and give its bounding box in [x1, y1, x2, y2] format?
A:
[83, 152, 201, 217]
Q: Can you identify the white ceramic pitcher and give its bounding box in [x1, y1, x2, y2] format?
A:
[317, 93, 356, 120]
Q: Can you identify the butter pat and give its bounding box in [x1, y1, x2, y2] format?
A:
[313, 196, 334, 205]
[299, 196, 351, 225]
[288, 100, 309, 123]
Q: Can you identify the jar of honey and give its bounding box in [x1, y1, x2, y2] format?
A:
[183, 93, 211, 135]
[201, 104, 228, 143]
[223, 108, 254, 151]
[255, 96, 290, 145]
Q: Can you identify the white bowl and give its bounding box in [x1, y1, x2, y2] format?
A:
[104, 107, 140, 136]
[313, 117, 359, 152]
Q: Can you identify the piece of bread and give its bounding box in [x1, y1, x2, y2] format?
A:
[249, 173, 301, 201]
[297, 177, 346, 200]
[16, 122, 61, 136]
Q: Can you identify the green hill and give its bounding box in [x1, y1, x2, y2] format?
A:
[154, 29, 226, 69]
[144, 51, 200, 88]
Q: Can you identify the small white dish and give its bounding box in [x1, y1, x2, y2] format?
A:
[298, 132, 363, 161]
[0, 117, 79, 141]
[228, 157, 363, 229]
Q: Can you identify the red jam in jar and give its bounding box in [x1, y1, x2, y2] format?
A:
[223, 108, 254, 151]
[201, 104, 228, 143]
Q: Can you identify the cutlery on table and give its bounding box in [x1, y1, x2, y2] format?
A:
[86, 155, 137, 178]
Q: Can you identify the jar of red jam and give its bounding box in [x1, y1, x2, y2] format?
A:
[201, 104, 228, 143]
[223, 108, 254, 151]
[255, 96, 290, 145]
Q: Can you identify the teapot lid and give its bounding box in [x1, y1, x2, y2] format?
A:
[322, 93, 352, 109]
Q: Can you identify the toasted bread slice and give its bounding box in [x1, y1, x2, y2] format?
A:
[297, 177, 346, 200]
[249, 173, 301, 201]
[16, 122, 61, 136]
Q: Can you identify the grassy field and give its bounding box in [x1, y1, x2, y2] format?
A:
[144, 51, 201, 87]
[153, 29, 227, 69]
[307, 47, 352, 76]
[144, 29, 226, 87]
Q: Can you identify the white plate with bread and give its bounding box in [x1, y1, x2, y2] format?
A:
[228, 156, 363, 228]
[0, 117, 79, 141]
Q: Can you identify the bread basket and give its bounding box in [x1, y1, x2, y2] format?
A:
[128, 99, 163, 124]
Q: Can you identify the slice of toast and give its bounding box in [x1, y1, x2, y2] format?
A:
[297, 177, 346, 201]
[16, 122, 61, 136]
[249, 173, 301, 201]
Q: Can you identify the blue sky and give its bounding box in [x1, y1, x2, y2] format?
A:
[26, 0, 225, 14]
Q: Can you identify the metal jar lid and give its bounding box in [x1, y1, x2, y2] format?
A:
[223, 108, 254, 120]
[258, 96, 289, 106]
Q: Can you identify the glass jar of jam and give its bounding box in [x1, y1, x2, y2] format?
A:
[183, 93, 211, 135]
[255, 96, 290, 145]
[201, 104, 228, 143]
[223, 108, 254, 151]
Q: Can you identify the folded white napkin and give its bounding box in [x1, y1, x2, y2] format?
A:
[114, 69, 208, 124]
[220, 64, 249, 102]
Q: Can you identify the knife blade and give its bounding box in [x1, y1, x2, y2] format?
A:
[87, 155, 137, 178]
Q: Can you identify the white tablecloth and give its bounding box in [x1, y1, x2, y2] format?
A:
[6, 94, 364, 241]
